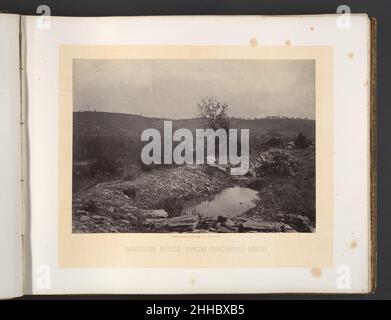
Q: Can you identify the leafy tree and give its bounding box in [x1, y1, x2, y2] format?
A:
[197, 96, 230, 131]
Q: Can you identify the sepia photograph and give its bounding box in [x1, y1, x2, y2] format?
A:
[72, 59, 315, 233]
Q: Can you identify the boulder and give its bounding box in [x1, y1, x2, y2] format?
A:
[217, 226, 239, 233]
[76, 210, 90, 216]
[241, 220, 294, 232]
[79, 215, 90, 222]
[91, 215, 106, 220]
[223, 219, 235, 227]
[165, 215, 199, 232]
[217, 215, 228, 223]
[150, 214, 199, 232]
[145, 209, 169, 219]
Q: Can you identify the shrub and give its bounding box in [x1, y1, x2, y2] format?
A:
[254, 150, 298, 178]
[156, 198, 184, 217]
[247, 178, 266, 190]
[264, 136, 282, 148]
[90, 159, 118, 177]
[123, 187, 137, 199]
[138, 159, 153, 172]
[294, 132, 311, 149]
[123, 173, 135, 181]
[257, 177, 315, 221]
[83, 199, 98, 214]
[205, 165, 217, 176]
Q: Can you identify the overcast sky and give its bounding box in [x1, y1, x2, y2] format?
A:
[73, 59, 315, 119]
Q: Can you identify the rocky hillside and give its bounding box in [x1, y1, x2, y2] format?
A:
[73, 146, 315, 233]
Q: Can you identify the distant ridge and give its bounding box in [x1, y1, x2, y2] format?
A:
[73, 111, 315, 139]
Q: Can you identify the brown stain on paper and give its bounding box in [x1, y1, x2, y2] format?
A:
[249, 38, 258, 47]
[310, 267, 322, 278]
[348, 52, 355, 59]
[285, 40, 292, 46]
[348, 239, 358, 250]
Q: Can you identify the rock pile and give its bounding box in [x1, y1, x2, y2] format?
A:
[251, 148, 298, 178]
[72, 165, 232, 233]
[144, 214, 200, 232]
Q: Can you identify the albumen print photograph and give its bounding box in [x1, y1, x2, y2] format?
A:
[72, 59, 315, 234]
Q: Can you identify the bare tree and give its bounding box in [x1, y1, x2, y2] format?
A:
[197, 96, 230, 131]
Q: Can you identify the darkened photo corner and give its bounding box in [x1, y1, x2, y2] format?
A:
[72, 59, 315, 233]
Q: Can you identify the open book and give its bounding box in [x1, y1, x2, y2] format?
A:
[0, 13, 376, 298]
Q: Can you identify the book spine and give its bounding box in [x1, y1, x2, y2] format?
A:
[0, 13, 23, 299]
[19, 15, 32, 296]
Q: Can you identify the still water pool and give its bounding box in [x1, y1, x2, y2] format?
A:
[187, 187, 258, 218]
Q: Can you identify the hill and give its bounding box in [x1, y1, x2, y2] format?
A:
[73, 111, 315, 139]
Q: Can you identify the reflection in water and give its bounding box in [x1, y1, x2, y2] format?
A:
[188, 187, 258, 218]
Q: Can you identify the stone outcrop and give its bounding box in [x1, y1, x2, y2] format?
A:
[145, 209, 169, 219]
[240, 220, 295, 232]
[144, 214, 199, 232]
